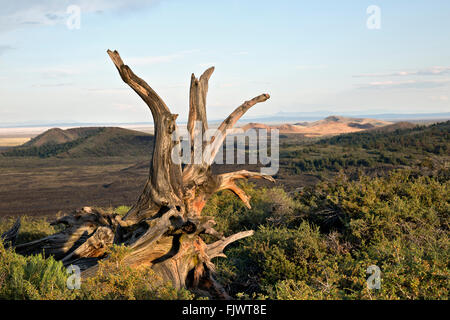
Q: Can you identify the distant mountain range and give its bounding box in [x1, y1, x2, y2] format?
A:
[242, 115, 393, 137]
[239, 111, 450, 123]
[0, 112, 449, 128]
[1, 115, 447, 157]
[0, 116, 448, 158]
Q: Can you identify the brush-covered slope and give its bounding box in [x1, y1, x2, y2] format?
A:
[318, 120, 449, 154]
[366, 121, 418, 133]
[2, 127, 154, 158]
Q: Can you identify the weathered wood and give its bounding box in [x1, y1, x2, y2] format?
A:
[1, 218, 20, 248]
[187, 67, 214, 145]
[217, 170, 275, 209]
[8, 50, 272, 299]
[107, 50, 183, 224]
[61, 226, 114, 265]
[14, 208, 117, 259]
[208, 94, 270, 163]
[207, 230, 255, 259]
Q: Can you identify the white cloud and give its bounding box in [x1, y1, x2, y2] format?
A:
[358, 79, 450, 90]
[0, 0, 161, 32]
[0, 45, 14, 55]
[354, 66, 450, 78]
[32, 82, 73, 87]
[37, 67, 80, 79]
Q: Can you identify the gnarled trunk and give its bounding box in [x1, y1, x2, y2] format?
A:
[3, 50, 272, 298]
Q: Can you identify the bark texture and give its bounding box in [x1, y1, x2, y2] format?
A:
[2, 50, 272, 298]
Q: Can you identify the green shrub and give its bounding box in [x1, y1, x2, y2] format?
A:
[203, 183, 302, 234]
[115, 205, 131, 216]
[212, 170, 449, 299]
[0, 169, 447, 300]
[0, 216, 60, 245]
[0, 241, 73, 299]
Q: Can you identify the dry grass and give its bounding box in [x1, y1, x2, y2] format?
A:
[0, 137, 30, 147]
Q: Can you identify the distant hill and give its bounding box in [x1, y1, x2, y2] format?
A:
[241, 123, 273, 131]
[23, 127, 104, 147]
[1, 127, 154, 158]
[278, 120, 449, 179]
[242, 116, 391, 136]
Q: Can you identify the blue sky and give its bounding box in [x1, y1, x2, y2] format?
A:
[0, 0, 449, 124]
